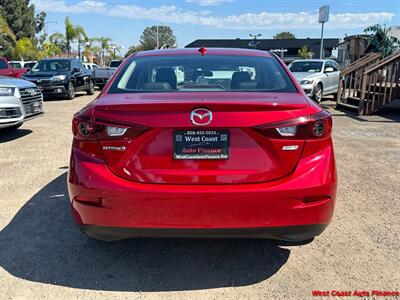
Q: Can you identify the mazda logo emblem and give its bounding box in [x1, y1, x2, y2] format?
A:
[190, 108, 212, 126]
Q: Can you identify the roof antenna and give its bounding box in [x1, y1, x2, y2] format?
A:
[198, 46, 207, 56]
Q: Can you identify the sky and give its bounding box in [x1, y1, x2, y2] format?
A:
[32, 0, 400, 54]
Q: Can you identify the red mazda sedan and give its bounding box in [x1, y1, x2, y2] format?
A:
[68, 48, 337, 242]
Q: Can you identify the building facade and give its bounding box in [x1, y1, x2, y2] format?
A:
[185, 38, 339, 64]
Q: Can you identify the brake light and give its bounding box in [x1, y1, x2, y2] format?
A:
[309, 110, 332, 139]
[72, 110, 97, 140]
[72, 111, 149, 140]
[255, 110, 332, 139]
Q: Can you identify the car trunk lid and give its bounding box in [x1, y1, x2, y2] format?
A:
[94, 92, 310, 184]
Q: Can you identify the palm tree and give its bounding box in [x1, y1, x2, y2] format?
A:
[298, 45, 315, 59]
[65, 17, 87, 58]
[83, 38, 98, 63]
[95, 36, 112, 66]
[0, 14, 16, 42]
[364, 24, 400, 57]
[49, 32, 67, 53]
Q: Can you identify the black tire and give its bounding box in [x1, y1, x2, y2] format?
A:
[313, 83, 323, 103]
[332, 93, 338, 101]
[86, 80, 95, 95]
[0, 124, 22, 133]
[97, 84, 104, 91]
[66, 82, 75, 100]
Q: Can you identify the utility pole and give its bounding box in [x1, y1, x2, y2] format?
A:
[318, 5, 330, 59]
[156, 25, 159, 50]
[44, 21, 59, 40]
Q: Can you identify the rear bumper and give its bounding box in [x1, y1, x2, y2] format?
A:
[68, 139, 337, 241]
[78, 224, 328, 242]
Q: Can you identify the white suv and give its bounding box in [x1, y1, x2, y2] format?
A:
[0, 76, 44, 132]
[288, 59, 340, 102]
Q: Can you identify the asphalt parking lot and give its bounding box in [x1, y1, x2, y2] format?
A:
[0, 93, 399, 299]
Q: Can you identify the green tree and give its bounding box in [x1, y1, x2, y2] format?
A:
[95, 36, 112, 65]
[39, 42, 61, 58]
[125, 44, 144, 57]
[0, 14, 16, 42]
[35, 11, 46, 34]
[14, 37, 37, 60]
[82, 38, 99, 63]
[0, 13, 16, 58]
[298, 45, 314, 59]
[273, 31, 296, 39]
[49, 32, 67, 52]
[364, 24, 400, 57]
[0, 0, 36, 39]
[65, 17, 87, 57]
[139, 25, 176, 50]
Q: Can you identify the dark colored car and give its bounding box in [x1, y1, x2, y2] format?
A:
[92, 59, 123, 90]
[68, 48, 337, 242]
[22, 58, 95, 99]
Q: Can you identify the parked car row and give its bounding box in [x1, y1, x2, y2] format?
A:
[8, 60, 37, 70]
[1, 54, 340, 135]
[21, 58, 95, 99]
[2, 56, 124, 97]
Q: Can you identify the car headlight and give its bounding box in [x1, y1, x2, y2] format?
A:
[300, 79, 314, 85]
[0, 87, 15, 96]
[52, 75, 66, 81]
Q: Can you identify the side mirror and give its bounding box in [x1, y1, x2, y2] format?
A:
[324, 67, 334, 73]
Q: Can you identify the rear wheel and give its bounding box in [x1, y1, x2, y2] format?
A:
[87, 80, 95, 95]
[66, 82, 75, 100]
[313, 84, 323, 103]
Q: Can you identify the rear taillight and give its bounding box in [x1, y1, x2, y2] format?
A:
[255, 110, 332, 139]
[72, 111, 149, 140]
[308, 110, 332, 139]
[72, 111, 97, 140]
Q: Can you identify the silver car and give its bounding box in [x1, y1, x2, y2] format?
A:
[0, 76, 44, 132]
[288, 59, 340, 102]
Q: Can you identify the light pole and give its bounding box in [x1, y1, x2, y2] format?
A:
[318, 5, 330, 59]
[44, 21, 59, 38]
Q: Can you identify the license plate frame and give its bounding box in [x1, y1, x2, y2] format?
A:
[173, 130, 230, 160]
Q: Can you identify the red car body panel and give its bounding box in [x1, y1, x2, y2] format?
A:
[68, 48, 337, 241]
[0, 57, 28, 78]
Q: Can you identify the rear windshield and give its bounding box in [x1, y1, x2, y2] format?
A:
[110, 60, 122, 68]
[288, 61, 323, 73]
[108, 55, 296, 93]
